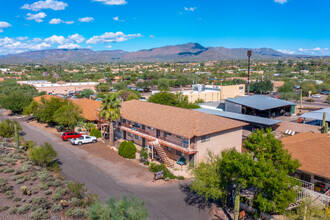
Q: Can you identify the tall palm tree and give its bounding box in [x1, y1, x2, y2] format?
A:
[99, 93, 121, 146]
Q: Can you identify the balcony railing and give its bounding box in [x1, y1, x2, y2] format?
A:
[117, 122, 197, 152]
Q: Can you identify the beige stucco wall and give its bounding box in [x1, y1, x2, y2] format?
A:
[193, 127, 243, 164]
[36, 84, 97, 94]
[186, 91, 221, 103]
[220, 84, 245, 100]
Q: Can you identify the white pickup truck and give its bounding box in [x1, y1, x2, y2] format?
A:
[70, 135, 97, 145]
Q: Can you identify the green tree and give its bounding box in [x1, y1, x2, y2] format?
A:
[96, 83, 110, 92]
[301, 82, 316, 96]
[89, 195, 148, 220]
[157, 78, 170, 91]
[0, 91, 33, 114]
[113, 82, 127, 91]
[285, 198, 329, 220]
[117, 89, 140, 101]
[79, 89, 95, 98]
[28, 142, 57, 167]
[99, 93, 121, 147]
[34, 97, 69, 124]
[53, 103, 82, 128]
[0, 119, 22, 138]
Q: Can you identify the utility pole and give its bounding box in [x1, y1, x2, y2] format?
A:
[247, 50, 252, 95]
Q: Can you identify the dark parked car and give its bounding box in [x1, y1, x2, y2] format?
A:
[61, 132, 82, 141]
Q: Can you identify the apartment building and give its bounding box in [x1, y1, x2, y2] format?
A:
[114, 100, 246, 167]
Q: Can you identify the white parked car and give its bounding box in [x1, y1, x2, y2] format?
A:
[311, 94, 321, 98]
[71, 135, 97, 145]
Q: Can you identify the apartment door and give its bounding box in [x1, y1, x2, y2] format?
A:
[142, 138, 146, 147]
[189, 154, 195, 167]
[156, 129, 160, 138]
[123, 131, 126, 139]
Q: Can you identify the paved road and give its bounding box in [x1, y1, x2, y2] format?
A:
[0, 110, 209, 220]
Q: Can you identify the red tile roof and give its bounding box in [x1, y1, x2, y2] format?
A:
[282, 133, 330, 179]
[120, 100, 247, 138]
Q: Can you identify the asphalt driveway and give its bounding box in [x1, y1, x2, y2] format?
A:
[0, 110, 210, 220]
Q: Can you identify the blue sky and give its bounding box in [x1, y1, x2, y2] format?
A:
[0, 0, 329, 55]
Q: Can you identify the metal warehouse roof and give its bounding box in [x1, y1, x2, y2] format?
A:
[195, 108, 281, 126]
[225, 95, 295, 111]
[300, 107, 330, 122]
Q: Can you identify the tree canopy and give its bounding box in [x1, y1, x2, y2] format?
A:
[148, 92, 200, 109]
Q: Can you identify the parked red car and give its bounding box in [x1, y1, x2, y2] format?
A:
[61, 132, 82, 141]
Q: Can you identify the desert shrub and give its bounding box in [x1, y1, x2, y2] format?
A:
[139, 147, 148, 161]
[0, 178, 12, 193]
[30, 208, 50, 219]
[31, 188, 39, 194]
[39, 183, 49, 191]
[17, 204, 31, 214]
[0, 206, 10, 212]
[5, 191, 14, 200]
[9, 207, 18, 215]
[37, 170, 52, 182]
[32, 197, 52, 210]
[83, 193, 99, 207]
[90, 128, 102, 138]
[118, 141, 137, 159]
[67, 181, 86, 199]
[51, 203, 63, 212]
[52, 179, 62, 187]
[3, 168, 14, 173]
[44, 190, 52, 195]
[52, 187, 66, 201]
[28, 142, 57, 166]
[149, 163, 176, 179]
[66, 207, 88, 218]
[305, 98, 315, 102]
[0, 119, 22, 138]
[16, 175, 29, 184]
[23, 140, 37, 151]
[13, 196, 22, 202]
[69, 197, 83, 207]
[89, 195, 148, 220]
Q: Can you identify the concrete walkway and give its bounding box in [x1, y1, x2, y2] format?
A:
[0, 110, 210, 220]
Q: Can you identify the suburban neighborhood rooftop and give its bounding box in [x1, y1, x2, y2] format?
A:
[282, 133, 330, 179]
[226, 95, 295, 111]
[300, 107, 330, 122]
[120, 100, 247, 138]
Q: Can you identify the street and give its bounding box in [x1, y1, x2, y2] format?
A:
[0, 109, 209, 220]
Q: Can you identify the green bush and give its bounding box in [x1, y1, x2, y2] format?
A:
[9, 207, 18, 215]
[32, 197, 52, 210]
[149, 163, 176, 179]
[69, 197, 83, 207]
[0, 206, 9, 212]
[118, 141, 137, 159]
[28, 142, 57, 166]
[39, 183, 49, 191]
[0, 178, 12, 193]
[30, 208, 50, 219]
[89, 195, 148, 220]
[17, 204, 31, 214]
[67, 181, 86, 199]
[0, 119, 22, 138]
[90, 128, 102, 138]
[52, 187, 66, 201]
[51, 203, 63, 212]
[44, 190, 52, 195]
[65, 207, 88, 218]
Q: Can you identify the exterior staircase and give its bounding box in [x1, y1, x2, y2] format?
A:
[153, 143, 174, 168]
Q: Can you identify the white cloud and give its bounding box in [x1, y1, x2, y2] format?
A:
[92, 0, 127, 5]
[30, 42, 52, 50]
[0, 37, 15, 46]
[21, 0, 68, 11]
[33, 38, 43, 42]
[277, 49, 295, 55]
[26, 12, 47, 23]
[278, 48, 330, 56]
[44, 35, 67, 44]
[68, 34, 85, 43]
[274, 0, 287, 4]
[184, 7, 197, 12]
[78, 17, 94, 22]
[16, 37, 29, 41]
[58, 43, 80, 49]
[0, 22, 11, 33]
[86, 31, 142, 44]
[106, 45, 112, 48]
[113, 16, 124, 22]
[49, 18, 74, 24]
[149, 35, 155, 38]
[49, 18, 62, 24]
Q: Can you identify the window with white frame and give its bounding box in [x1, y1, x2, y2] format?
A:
[128, 132, 133, 137]
[176, 150, 183, 156]
[201, 135, 210, 143]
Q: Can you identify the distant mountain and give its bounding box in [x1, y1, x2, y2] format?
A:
[0, 43, 316, 64]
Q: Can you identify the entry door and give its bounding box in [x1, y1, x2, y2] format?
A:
[156, 129, 160, 138]
[123, 131, 126, 139]
[142, 138, 146, 147]
[189, 154, 195, 167]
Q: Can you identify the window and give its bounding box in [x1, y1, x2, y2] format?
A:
[176, 135, 182, 139]
[300, 173, 311, 182]
[135, 135, 141, 140]
[128, 132, 133, 137]
[314, 175, 328, 183]
[239, 86, 244, 90]
[166, 147, 172, 152]
[201, 135, 210, 143]
[176, 150, 183, 156]
[165, 132, 172, 136]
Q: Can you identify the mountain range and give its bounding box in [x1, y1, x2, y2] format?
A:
[0, 43, 316, 64]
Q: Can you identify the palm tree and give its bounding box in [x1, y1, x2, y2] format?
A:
[99, 93, 121, 147]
